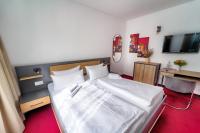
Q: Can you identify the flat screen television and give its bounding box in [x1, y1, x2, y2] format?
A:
[162, 33, 200, 53]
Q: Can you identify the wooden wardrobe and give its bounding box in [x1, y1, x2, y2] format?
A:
[133, 61, 161, 85]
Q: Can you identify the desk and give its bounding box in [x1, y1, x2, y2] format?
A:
[160, 69, 200, 83]
[160, 69, 200, 94]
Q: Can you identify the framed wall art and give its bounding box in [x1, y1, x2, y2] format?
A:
[129, 33, 139, 53]
[137, 37, 149, 57]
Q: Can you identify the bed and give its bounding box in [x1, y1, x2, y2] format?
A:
[48, 59, 166, 133]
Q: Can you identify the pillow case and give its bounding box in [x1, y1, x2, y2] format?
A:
[52, 65, 80, 76]
[86, 65, 108, 81]
[108, 73, 122, 79]
[85, 63, 103, 78]
[85, 63, 103, 70]
[51, 70, 84, 92]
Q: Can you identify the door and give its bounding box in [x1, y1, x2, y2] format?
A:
[142, 64, 156, 85]
[134, 63, 144, 82]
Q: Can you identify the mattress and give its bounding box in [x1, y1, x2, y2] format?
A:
[48, 80, 164, 133]
[48, 83, 67, 133]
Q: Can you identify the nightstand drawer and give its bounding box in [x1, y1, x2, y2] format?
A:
[20, 96, 50, 113]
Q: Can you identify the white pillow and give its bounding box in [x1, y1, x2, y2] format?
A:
[52, 65, 80, 76]
[51, 70, 84, 92]
[86, 65, 108, 81]
[108, 73, 122, 79]
[85, 63, 103, 77]
[85, 63, 103, 69]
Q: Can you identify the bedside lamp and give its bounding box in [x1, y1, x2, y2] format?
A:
[33, 68, 41, 74]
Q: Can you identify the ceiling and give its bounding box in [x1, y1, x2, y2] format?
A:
[71, 0, 193, 19]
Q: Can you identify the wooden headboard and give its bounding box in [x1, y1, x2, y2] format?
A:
[15, 57, 110, 94]
[50, 60, 100, 74]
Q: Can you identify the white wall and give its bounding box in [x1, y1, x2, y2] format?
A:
[0, 0, 125, 73]
[1, 0, 199, 75]
[123, 0, 200, 76]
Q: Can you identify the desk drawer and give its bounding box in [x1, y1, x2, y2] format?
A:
[20, 96, 50, 113]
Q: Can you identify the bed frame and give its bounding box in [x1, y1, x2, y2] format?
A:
[15, 57, 110, 94]
[49, 58, 166, 133]
[142, 95, 166, 133]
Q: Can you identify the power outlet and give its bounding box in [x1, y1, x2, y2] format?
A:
[34, 80, 44, 86]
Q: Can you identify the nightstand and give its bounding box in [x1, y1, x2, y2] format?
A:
[20, 88, 50, 113]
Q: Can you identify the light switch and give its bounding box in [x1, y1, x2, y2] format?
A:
[34, 80, 44, 86]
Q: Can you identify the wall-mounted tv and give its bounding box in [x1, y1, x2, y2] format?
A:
[162, 33, 200, 53]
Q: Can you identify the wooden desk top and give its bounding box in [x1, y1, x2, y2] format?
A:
[160, 69, 200, 82]
[160, 69, 200, 78]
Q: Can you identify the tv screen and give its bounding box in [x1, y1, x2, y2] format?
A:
[162, 33, 200, 53]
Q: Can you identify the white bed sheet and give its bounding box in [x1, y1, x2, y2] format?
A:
[96, 77, 164, 113]
[48, 82, 164, 133]
[95, 76, 165, 133]
[48, 79, 164, 133]
[48, 83, 67, 133]
[48, 75, 164, 132]
[48, 82, 147, 133]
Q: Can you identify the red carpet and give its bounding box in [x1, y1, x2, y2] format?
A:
[23, 105, 60, 133]
[152, 88, 200, 133]
[24, 75, 200, 133]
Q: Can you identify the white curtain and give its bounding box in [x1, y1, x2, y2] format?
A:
[0, 108, 6, 133]
[0, 38, 24, 133]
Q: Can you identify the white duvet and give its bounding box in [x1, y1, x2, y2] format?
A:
[96, 77, 164, 107]
[53, 83, 145, 133]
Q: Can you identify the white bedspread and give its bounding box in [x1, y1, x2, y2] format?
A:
[53, 83, 145, 133]
[96, 77, 164, 107]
